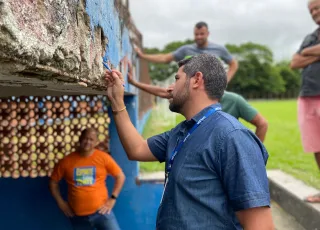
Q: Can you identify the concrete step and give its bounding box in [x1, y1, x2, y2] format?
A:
[271, 201, 305, 230]
[268, 170, 320, 230]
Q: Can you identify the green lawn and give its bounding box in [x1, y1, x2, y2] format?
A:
[141, 100, 320, 189]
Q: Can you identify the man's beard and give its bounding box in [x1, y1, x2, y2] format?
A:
[169, 82, 190, 113]
[196, 39, 207, 47]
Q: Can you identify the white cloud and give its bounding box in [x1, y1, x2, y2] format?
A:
[130, 0, 318, 61]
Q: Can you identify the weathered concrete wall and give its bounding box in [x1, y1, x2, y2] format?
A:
[0, 0, 141, 96]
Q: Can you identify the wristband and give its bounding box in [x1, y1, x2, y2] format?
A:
[112, 106, 126, 114]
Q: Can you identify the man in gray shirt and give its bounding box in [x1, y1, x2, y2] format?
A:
[135, 21, 238, 82]
[290, 0, 320, 203]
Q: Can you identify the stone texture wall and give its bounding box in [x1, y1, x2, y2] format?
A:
[0, 0, 142, 95]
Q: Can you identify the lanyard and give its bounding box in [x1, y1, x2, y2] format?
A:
[165, 106, 221, 179]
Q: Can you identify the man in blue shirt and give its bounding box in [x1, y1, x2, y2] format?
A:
[105, 54, 274, 229]
[135, 21, 238, 82]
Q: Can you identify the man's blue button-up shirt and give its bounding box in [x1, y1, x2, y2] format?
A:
[147, 104, 270, 230]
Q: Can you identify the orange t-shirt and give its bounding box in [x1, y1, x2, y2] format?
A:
[51, 149, 122, 216]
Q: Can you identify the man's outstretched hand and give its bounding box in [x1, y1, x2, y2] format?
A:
[134, 46, 143, 58]
[105, 70, 125, 111]
[127, 62, 135, 84]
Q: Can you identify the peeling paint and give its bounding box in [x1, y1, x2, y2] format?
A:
[85, 0, 132, 67]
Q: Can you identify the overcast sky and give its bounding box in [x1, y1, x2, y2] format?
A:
[129, 0, 318, 61]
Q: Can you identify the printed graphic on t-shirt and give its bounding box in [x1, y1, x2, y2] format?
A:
[73, 166, 96, 186]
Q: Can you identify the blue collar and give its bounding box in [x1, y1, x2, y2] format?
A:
[182, 103, 221, 130]
[191, 103, 221, 123]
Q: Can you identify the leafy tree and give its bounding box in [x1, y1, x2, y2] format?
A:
[226, 42, 285, 96]
[275, 61, 301, 93]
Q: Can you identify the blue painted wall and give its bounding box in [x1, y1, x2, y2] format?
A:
[85, 0, 132, 70]
[0, 178, 72, 230]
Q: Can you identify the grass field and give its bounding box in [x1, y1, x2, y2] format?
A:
[141, 100, 320, 189]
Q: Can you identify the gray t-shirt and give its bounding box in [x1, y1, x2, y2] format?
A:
[297, 28, 320, 97]
[172, 42, 233, 66]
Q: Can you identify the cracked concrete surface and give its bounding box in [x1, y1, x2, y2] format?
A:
[0, 0, 136, 96]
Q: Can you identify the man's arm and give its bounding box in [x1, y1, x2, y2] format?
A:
[49, 180, 65, 205]
[290, 53, 320, 69]
[111, 172, 126, 197]
[227, 59, 238, 82]
[49, 180, 74, 217]
[249, 114, 268, 143]
[106, 157, 126, 197]
[135, 47, 174, 64]
[219, 129, 273, 229]
[301, 43, 320, 56]
[128, 69, 170, 99]
[219, 45, 238, 82]
[105, 70, 158, 162]
[98, 171, 126, 215]
[131, 80, 170, 98]
[234, 94, 268, 142]
[111, 110, 157, 162]
[236, 207, 274, 230]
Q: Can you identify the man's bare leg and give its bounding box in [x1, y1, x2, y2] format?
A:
[304, 152, 320, 203]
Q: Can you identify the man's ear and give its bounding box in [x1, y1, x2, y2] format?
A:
[191, 72, 204, 89]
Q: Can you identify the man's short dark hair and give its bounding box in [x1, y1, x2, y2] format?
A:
[177, 54, 227, 99]
[79, 128, 97, 142]
[195, 21, 208, 29]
